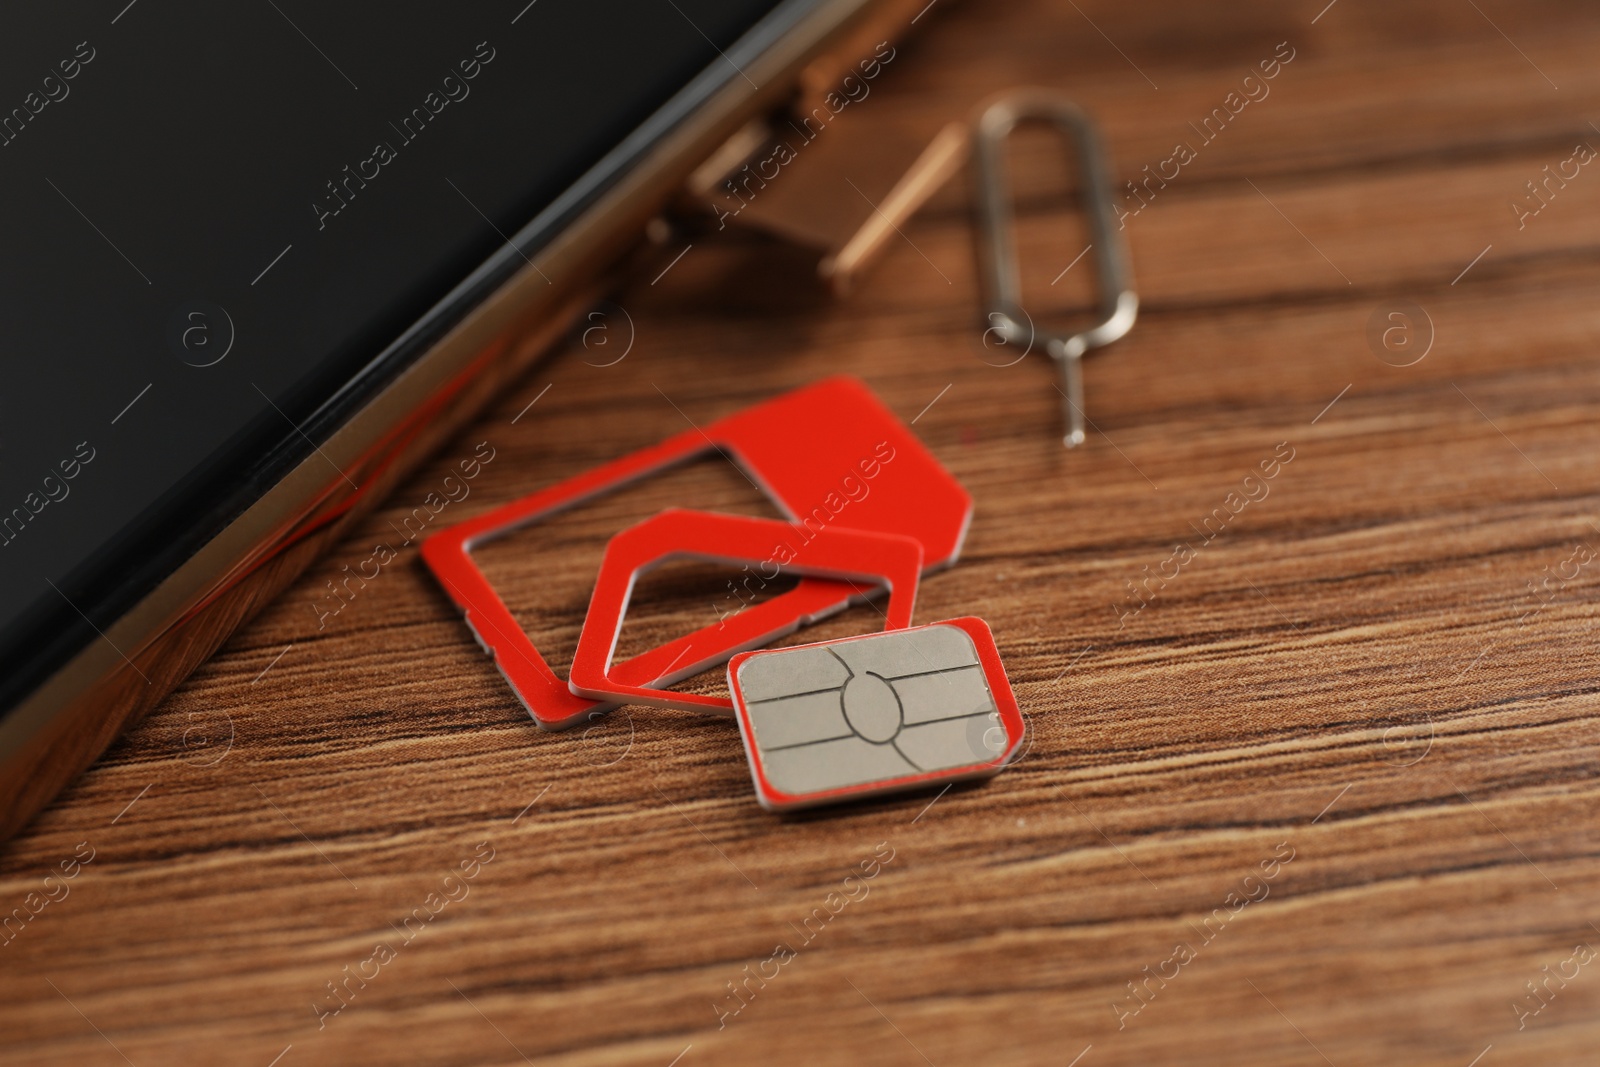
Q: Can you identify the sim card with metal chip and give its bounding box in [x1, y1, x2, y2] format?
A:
[727, 617, 1024, 811]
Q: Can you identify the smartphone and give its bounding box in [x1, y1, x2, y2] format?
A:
[0, 0, 893, 840]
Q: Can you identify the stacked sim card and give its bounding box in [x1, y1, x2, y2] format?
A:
[421, 377, 1024, 811]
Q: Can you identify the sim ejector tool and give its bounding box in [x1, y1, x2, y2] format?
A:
[972, 90, 1138, 448]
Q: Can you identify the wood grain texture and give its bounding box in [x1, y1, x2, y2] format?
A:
[7, 1, 1600, 1064]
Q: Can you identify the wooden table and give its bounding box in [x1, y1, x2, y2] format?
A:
[7, 1, 1600, 1063]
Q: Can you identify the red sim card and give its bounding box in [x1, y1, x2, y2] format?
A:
[727, 617, 1025, 811]
[420, 377, 972, 730]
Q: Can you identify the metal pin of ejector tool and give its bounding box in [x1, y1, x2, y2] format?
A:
[972, 90, 1139, 448]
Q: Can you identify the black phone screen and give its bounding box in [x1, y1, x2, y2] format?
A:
[0, 0, 792, 710]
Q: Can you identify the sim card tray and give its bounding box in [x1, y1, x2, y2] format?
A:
[972, 90, 1138, 448]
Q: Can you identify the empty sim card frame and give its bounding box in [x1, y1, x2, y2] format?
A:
[420, 376, 972, 730]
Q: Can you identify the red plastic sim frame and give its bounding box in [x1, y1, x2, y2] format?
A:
[567, 508, 924, 713]
[420, 377, 972, 730]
